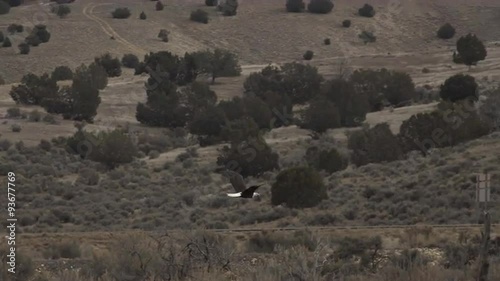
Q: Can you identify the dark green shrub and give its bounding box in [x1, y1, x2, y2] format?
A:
[300, 97, 341, 133]
[0, 1, 10, 15]
[359, 30, 376, 44]
[454, 33, 487, 67]
[51, 4, 71, 18]
[6, 107, 21, 118]
[324, 38, 331, 45]
[271, 166, 327, 208]
[28, 110, 41, 122]
[307, 0, 333, 14]
[440, 74, 478, 102]
[216, 138, 279, 178]
[25, 34, 41, 46]
[157, 29, 169, 42]
[286, 0, 305, 12]
[342, 19, 351, 27]
[358, 4, 375, 17]
[348, 123, 403, 166]
[51, 66, 73, 81]
[7, 23, 23, 34]
[322, 78, 370, 126]
[303, 50, 314, 60]
[155, 1, 164, 11]
[139, 11, 146, 19]
[89, 62, 108, 90]
[39, 139, 52, 151]
[190, 9, 209, 24]
[18, 42, 30, 54]
[2, 37, 11, 47]
[121, 54, 140, 69]
[11, 124, 21, 132]
[437, 23, 455, 39]
[305, 147, 348, 173]
[206, 0, 217, 6]
[32, 24, 51, 43]
[111, 7, 131, 19]
[0, 31, 4, 42]
[219, 0, 238, 16]
[95, 53, 122, 77]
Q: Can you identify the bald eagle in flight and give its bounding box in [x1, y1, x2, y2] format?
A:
[222, 170, 262, 199]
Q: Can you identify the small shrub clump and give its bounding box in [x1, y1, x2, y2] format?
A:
[271, 166, 327, 208]
[111, 7, 131, 19]
[307, 0, 334, 14]
[303, 50, 314, 60]
[286, 0, 305, 13]
[121, 54, 140, 69]
[342, 19, 351, 27]
[358, 4, 375, 17]
[437, 23, 455, 39]
[190, 9, 209, 24]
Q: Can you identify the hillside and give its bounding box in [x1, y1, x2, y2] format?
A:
[0, 1, 499, 280]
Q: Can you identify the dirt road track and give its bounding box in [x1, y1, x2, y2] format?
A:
[20, 223, 500, 238]
[83, 2, 147, 55]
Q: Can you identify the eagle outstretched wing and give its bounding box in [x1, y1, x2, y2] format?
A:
[222, 170, 246, 193]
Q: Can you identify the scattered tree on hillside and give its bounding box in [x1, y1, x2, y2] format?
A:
[25, 34, 41, 46]
[439, 74, 478, 103]
[0, 31, 4, 42]
[190, 9, 209, 24]
[136, 72, 189, 127]
[157, 29, 170, 42]
[218, 0, 238, 16]
[303, 50, 314, 60]
[206, 0, 217, 6]
[271, 166, 327, 208]
[286, 0, 305, 12]
[193, 48, 241, 84]
[135, 51, 201, 85]
[88, 62, 108, 90]
[42, 64, 102, 121]
[358, 4, 375, 17]
[51, 66, 73, 81]
[342, 19, 351, 28]
[10, 73, 58, 105]
[437, 23, 455, 39]
[0, 1, 10, 14]
[453, 33, 487, 69]
[111, 7, 131, 19]
[279, 62, 324, 104]
[359, 31, 376, 44]
[2, 36, 11, 47]
[51, 4, 71, 18]
[31, 24, 51, 43]
[321, 78, 370, 127]
[480, 88, 500, 131]
[139, 11, 147, 20]
[398, 108, 490, 156]
[350, 68, 416, 111]
[94, 53, 122, 77]
[7, 23, 22, 34]
[121, 54, 140, 69]
[155, 1, 164, 11]
[189, 105, 226, 146]
[300, 96, 341, 133]
[216, 137, 279, 178]
[305, 146, 348, 174]
[67, 127, 137, 168]
[307, 0, 333, 14]
[183, 81, 218, 117]
[218, 96, 273, 129]
[348, 123, 403, 166]
[220, 116, 261, 144]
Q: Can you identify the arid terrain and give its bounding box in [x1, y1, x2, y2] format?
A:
[0, 0, 500, 280]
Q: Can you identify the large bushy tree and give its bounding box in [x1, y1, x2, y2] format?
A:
[307, 0, 333, 14]
[271, 166, 327, 208]
[300, 97, 341, 133]
[193, 48, 241, 84]
[440, 74, 478, 102]
[350, 68, 416, 111]
[348, 123, 403, 166]
[217, 137, 279, 178]
[95, 53, 122, 77]
[453, 33, 487, 69]
[322, 78, 370, 127]
[9, 73, 58, 105]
